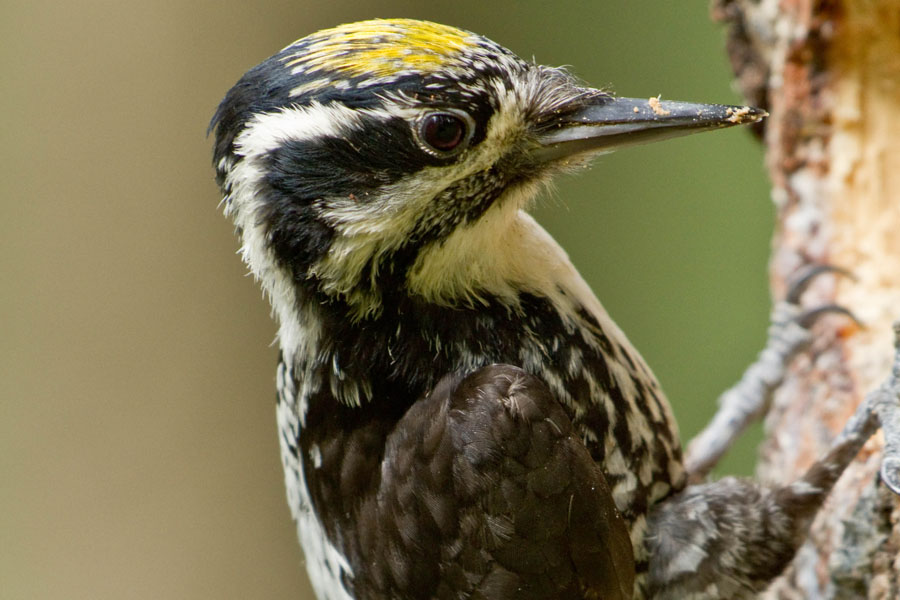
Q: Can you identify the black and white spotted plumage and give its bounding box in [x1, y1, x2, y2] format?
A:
[269, 283, 681, 598]
[287, 363, 636, 599]
[206, 18, 900, 600]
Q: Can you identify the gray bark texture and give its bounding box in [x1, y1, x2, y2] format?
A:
[712, 0, 900, 597]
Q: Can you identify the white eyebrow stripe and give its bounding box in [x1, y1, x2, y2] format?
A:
[233, 101, 365, 160]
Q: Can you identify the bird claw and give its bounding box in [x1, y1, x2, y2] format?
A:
[780, 267, 900, 497]
[785, 264, 855, 305]
[880, 457, 900, 495]
[684, 263, 859, 480]
[797, 304, 862, 330]
[873, 323, 900, 494]
[760, 265, 859, 366]
[833, 321, 900, 496]
[781, 263, 859, 322]
[768, 264, 860, 352]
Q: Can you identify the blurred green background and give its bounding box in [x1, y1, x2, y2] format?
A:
[2, 1, 772, 598]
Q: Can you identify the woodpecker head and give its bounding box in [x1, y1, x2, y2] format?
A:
[211, 19, 763, 323]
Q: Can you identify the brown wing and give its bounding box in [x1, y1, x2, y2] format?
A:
[355, 364, 634, 599]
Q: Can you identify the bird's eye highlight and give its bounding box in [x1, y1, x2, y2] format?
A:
[416, 111, 472, 156]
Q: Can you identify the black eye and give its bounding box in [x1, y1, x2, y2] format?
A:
[417, 112, 471, 155]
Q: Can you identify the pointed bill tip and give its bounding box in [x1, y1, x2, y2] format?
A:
[534, 95, 767, 164]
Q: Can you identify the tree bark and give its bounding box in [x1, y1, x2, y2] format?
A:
[712, 0, 900, 597]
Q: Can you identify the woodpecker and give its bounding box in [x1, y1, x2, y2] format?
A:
[211, 19, 900, 600]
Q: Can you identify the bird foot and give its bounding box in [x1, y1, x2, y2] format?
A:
[684, 264, 859, 481]
[862, 322, 900, 494]
[649, 322, 900, 598]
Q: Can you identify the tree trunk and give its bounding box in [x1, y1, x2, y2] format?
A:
[712, 0, 900, 597]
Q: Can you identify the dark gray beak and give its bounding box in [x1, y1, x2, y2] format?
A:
[534, 96, 767, 163]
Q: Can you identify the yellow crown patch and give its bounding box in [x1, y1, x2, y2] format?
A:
[281, 19, 479, 93]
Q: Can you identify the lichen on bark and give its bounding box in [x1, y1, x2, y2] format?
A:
[711, 0, 900, 597]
